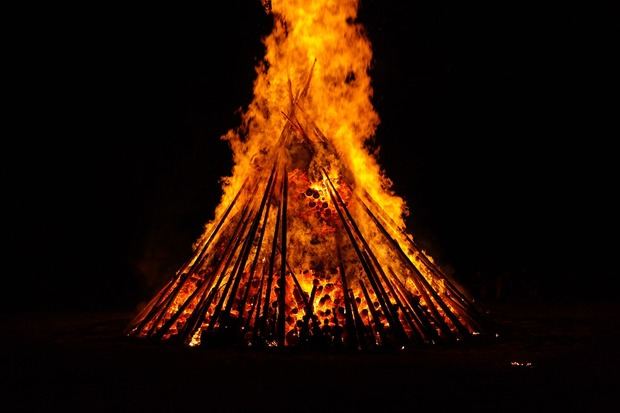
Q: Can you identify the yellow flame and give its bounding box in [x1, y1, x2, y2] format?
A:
[202, 0, 406, 243]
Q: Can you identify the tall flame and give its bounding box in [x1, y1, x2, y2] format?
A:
[211, 0, 406, 238]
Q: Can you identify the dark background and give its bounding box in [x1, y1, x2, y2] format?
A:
[4, 1, 617, 312]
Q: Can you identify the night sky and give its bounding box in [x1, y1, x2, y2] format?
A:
[5, 1, 617, 312]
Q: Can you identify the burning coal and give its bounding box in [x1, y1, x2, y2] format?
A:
[128, 0, 486, 349]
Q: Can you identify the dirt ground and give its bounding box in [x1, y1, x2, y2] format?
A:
[3, 303, 619, 412]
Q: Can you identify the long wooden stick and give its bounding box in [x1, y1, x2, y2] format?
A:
[276, 248, 309, 309]
[261, 177, 283, 337]
[237, 170, 278, 319]
[277, 167, 288, 346]
[348, 289, 369, 349]
[337, 243, 357, 348]
[387, 267, 428, 341]
[249, 263, 267, 338]
[359, 280, 386, 345]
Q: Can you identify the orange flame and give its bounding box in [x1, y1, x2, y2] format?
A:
[210, 0, 405, 239]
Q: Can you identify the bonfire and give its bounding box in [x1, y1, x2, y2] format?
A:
[128, 0, 486, 349]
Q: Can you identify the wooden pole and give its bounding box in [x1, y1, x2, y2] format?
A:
[347, 289, 368, 349]
[359, 280, 386, 346]
[237, 170, 277, 319]
[337, 242, 357, 348]
[260, 176, 283, 339]
[249, 265, 267, 340]
[277, 167, 288, 346]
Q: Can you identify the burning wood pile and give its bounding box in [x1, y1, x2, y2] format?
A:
[127, 0, 487, 349]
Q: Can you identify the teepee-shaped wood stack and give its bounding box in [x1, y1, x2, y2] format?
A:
[127, 67, 487, 349]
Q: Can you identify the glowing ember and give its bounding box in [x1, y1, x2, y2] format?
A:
[510, 361, 534, 368]
[127, 0, 487, 349]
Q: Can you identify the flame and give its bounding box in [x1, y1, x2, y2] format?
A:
[128, 0, 482, 348]
[210, 0, 405, 238]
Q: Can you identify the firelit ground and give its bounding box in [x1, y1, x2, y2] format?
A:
[4, 303, 618, 412]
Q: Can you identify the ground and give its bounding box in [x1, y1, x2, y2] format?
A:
[4, 303, 619, 412]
